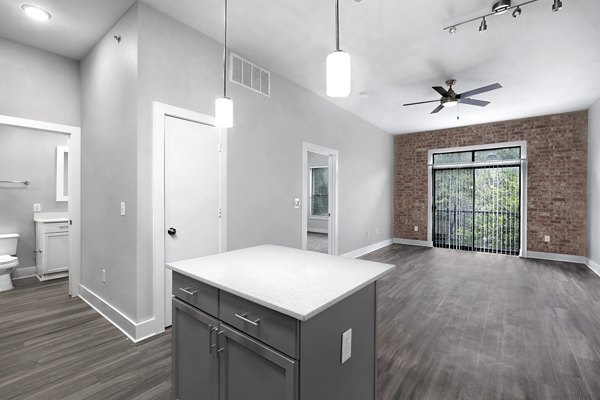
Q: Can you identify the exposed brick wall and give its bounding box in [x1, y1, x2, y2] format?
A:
[394, 111, 588, 256]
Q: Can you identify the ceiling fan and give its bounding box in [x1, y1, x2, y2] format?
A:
[403, 79, 502, 114]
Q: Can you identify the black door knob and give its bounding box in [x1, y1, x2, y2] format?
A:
[168, 227, 177, 236]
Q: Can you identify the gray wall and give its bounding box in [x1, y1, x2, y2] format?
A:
[133, 4, 393, 320]
[0, 125, 68, 274]
[0, 38, 80, 126]
[80, 4, 139, 320]
[589, 99, 600, 266]
[307, 152, 329, 233]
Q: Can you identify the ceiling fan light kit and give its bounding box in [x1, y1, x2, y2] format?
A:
[444, 0, 564, 35]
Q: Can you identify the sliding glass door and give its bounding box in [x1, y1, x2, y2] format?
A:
[433, 147, 521, 255]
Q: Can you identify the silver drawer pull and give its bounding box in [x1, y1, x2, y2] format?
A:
[235, 313, 261, 326]
[179, 287, 199, 296]
[58, 226, 69, 229]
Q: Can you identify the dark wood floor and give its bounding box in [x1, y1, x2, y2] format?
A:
[2, 245, 600, 399]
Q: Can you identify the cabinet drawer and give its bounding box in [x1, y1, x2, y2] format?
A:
[172, 272, 218, 317]
[220, 291, 298, 358]
[41, 222, 70, 234]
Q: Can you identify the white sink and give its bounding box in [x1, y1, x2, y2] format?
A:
[33, 212, 69, 223]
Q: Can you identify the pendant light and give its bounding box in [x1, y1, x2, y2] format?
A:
[215, 0, 233, 128]
[326, 0, 351, 97]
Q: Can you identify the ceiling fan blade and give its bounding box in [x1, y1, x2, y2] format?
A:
[460, 98, 491, 107]
[431, 104, 445, 114]
[459, 83, 502, 98]
[432, 86, 449, 97]
[403, 100, 440, 106]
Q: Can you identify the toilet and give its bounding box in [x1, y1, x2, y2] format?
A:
[0, 233, 19, 292]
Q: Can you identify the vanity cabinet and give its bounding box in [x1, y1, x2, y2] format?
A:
[35, 221, 69, 277]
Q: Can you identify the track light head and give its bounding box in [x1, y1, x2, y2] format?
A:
[479, 17, 488, 32]
[512, 7, 522, 18]
[552, 0, 562, 12]
[449, 26, 457, 34]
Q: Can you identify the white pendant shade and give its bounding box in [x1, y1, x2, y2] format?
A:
[326, 50, 351, 97]
[215, 97, 233, 128]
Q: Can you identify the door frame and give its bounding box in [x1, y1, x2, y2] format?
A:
[152, 102, 228, 331]
[427, 141, 528, 257]
[0, 114, 81, 297]
[301, 142, 339, 255]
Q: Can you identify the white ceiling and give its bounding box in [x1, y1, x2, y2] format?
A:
[1, 0, 599, 133]
[0, 0, 136, 59]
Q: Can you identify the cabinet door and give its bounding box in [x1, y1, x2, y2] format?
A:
[173, 298, 219, 400]
[44, 233, 69, 273]
[218, 324, 297, 400]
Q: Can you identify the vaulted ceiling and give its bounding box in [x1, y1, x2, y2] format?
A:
[1, 0, 599, 133]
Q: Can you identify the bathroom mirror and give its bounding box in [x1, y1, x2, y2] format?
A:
[56, 146, 68, 202]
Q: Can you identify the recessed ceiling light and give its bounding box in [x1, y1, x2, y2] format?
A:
[359, 91, 369, 98]
[21, 4, 52, 22]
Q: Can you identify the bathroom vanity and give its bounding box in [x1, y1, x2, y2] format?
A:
[167, 245, 394, 400]
[34, 212, 69, 280]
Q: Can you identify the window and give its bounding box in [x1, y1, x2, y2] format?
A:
[310, 167, 329, 217]
[433, 147, 521, 165]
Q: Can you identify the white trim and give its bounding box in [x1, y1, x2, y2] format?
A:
[586, 258, 600, 277]
[55, 146, 69, 202]
[393, 238, 433, 247]
[0, 114, 81, 298]
[426, 141, 528, 257]
[11, 266, 36, 279]
[152, 102, 227, 332]
[78, 285, 159, 343]
[307, 228, 328, 234]
[302, 142, 339, 255]
[341, 239, 393, 259]
[526, 251, 587, 265]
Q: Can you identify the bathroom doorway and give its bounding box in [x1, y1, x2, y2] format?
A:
[0, 115, 81, 296]
[302, 142, 338, 255]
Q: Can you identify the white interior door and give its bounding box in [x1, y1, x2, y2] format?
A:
[165, 116, 222, 326]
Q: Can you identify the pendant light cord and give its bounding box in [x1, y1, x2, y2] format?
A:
[335, 0, 340, 51]
[223, 0, 228, 98]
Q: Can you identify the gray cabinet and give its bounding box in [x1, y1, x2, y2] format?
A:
[172, 298, 219, 400]
[172, 272, 376, 400]
[218, 324, 297, 400]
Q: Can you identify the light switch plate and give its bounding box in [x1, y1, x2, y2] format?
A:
[294, 198, 301, 209]
[414, 225, 419, 232]
[33, 203, 41, 212]
[544, 235, 550, 243]
[120, 202, 126, 216]
[341, 329, 352, 364]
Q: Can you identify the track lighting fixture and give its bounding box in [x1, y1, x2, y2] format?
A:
[479, 17, 488, 32]
[552, 0, 562, 12]
[444, 0, 564, 34]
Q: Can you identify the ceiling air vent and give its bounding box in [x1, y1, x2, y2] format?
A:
[230, 53, 270, 97]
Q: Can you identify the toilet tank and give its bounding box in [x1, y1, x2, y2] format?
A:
[0, 233, 19, 255]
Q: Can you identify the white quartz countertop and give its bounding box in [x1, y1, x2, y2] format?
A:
[166, 245, 395, 321]
[34, 212, 69, 223]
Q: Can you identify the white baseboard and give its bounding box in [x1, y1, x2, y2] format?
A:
[12, 266, 36, 279]
[78, 285, 162, 343]
[342, 239, 393, 259]
[393, 238, 433, 247]
[526, 251, 587, 265]
[307, 228, 328, 234]
[586, 258, 600, 277]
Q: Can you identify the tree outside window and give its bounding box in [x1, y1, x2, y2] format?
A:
[310, 167, 328, 217]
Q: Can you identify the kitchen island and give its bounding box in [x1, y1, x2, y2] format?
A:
[167, 244, 395, 400]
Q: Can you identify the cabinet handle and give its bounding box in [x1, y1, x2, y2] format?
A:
[59, 226, 69, 229]
[234, 313, 261, 326]
[208, 326, 218, 353]
[179, 287, 199, 296]
[217, 331, 224, 355]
